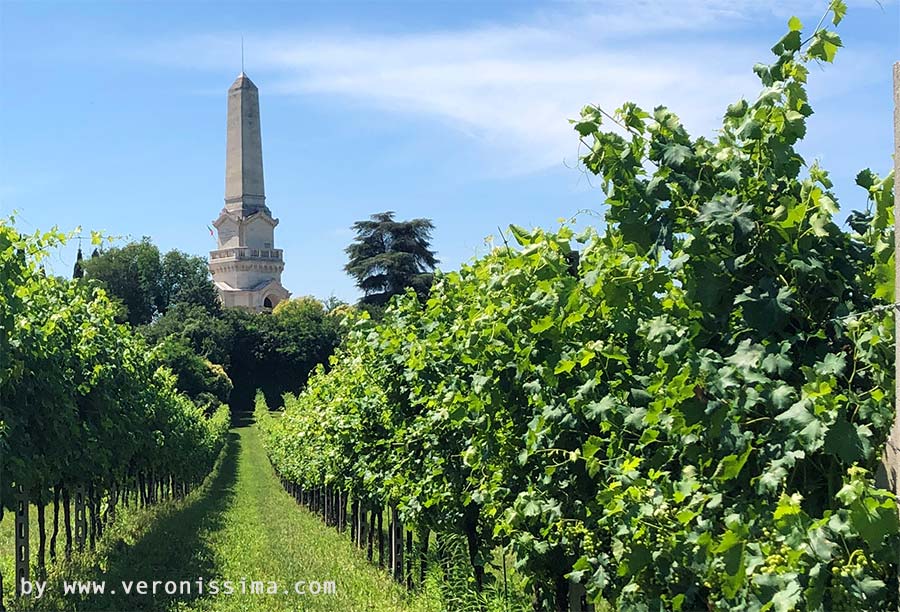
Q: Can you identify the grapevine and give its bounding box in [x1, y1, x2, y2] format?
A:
[0, 219, 230, 602]
[258, 5, 900, 610]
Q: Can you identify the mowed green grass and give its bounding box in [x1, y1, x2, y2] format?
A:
[4, 426, 440, 612]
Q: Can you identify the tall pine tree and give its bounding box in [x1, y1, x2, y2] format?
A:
[344, 211, 438, 307]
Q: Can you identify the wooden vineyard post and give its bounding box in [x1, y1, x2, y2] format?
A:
[419, 529, 430, 586]
[892, 59, 900, 612]
[367, 509, 376, 562]
[1, 446, 4, 611]
[14, 484, 29, 597]
[873, 60, 900, 612]
[87, 485, 96, 550]
[390, 505, 403, 583]
[358, 505, 365, 549]
[377, 508, 384, 568]
[406, 529, 413, 589]
[887, 62, 900, 503]
[108, 482, 117, 524]
[350, 499, 358, 543]
[334, 490, 339, 526]
[357, 503, 369, 549]
[389, 505, 396, 579]
[335, 491, 341, 529]
[62, 488, 72, 559]
[337, 491, 342, 527]
[74, 485, 87, 552]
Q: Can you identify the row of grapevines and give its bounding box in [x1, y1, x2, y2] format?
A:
[259, 7, 898, 611]
[0, 219, 230, 578]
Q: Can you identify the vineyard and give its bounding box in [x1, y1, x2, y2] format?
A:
[2, 3, 900, 612]
[256, 6, 900, 612]
[0, 223, 230, 606]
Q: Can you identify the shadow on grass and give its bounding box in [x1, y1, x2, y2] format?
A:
[229, 412, 255, 429]
[42, 433, 241, 612]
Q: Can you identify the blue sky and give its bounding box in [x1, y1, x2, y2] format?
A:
[1, 0, 897, 302]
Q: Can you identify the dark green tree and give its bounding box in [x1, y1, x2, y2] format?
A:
[141, 297, 342, 412]
[140, 302, 233, 366]
[153, 336, 233, 410]
[226, 297, 342, 411]
[160, 249, 220, 315]
[82, 239, 219, 325]
[81, 238, 162, 325]
[344, 211, 438, 306]
[72, 246, 84, 279]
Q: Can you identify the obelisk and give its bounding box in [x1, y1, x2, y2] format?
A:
[225, 73, 267, 216]
[209, 73, 290, 311]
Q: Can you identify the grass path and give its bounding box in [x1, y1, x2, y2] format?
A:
[11, 425, 438, 612]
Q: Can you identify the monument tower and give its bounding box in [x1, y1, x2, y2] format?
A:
[209, 72, 290, 310]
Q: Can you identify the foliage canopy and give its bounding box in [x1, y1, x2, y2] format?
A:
[143, 296, 342, 411]
[0, 220, 229, 520]
[82, 240, 219, 325]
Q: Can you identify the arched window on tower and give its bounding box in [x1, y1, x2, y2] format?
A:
[263, 297, 273, 309]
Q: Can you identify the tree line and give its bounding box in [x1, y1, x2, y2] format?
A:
[74, 210, 437, 412]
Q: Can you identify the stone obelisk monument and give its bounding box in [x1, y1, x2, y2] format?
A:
[209, 73, 290, 310]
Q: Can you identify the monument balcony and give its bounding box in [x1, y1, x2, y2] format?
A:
[210, 247, 284, 262]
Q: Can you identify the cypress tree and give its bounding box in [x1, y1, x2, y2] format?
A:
[73, 246, 84, 279]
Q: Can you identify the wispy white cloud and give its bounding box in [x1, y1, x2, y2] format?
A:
[134, 0, 892, 174]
